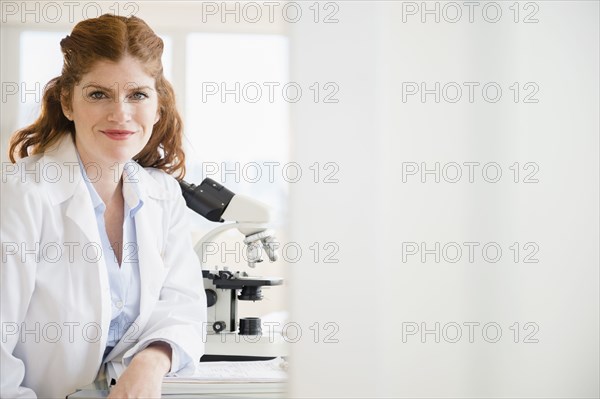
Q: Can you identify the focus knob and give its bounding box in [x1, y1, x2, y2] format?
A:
[213, 321, 226, 333]
[205, 289, 217, 307]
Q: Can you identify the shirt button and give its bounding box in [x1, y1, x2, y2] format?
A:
[115, 300, 124, 309]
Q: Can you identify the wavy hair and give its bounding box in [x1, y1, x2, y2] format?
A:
[8, 14, 186, 178]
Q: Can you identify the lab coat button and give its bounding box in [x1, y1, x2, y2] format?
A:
[115, 300, 124, 309]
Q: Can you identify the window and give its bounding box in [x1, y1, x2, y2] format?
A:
[19, 31, 67, 128]
[184, 33, 290, 228]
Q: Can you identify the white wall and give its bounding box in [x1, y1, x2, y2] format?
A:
[288, 1, 599, 397]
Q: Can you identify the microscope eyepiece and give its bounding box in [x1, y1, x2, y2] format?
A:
[179, 178, 236, 222]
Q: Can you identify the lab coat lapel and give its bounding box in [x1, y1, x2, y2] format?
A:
[135, 197, 166, 317]
[64, 183, 103, 245]
[133, 168, 169, 319]
[42, 135, 104, 247]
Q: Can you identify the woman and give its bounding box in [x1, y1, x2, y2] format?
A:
[1, 14, 206, 398]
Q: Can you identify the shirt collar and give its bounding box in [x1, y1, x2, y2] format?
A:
[123, 161, 144, 217]
[76, 152, 105, 213]
[76, 153, 144, 218]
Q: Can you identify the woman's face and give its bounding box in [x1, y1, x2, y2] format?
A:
[64, 55, 160, 167]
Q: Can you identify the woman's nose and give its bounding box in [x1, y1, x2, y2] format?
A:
[107, 99, 132, 123]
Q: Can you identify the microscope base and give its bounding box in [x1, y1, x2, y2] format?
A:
[204, 332, 288, 359]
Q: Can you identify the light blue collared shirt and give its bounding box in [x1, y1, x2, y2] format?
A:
[78, 158, 143, 349]
[77, 156, 191, 373]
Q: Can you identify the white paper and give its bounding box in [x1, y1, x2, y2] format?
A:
[165, 357, 288, 384]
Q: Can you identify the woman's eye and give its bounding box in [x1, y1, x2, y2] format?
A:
[130, 92, 149, 101]
[88, 91, 106, 100]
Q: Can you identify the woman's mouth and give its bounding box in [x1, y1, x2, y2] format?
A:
[102, 130, 135, 140]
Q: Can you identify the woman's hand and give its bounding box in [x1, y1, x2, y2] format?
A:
[107, 342, 172, 399]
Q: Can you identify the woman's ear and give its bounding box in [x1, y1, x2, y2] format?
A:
[60, 94, 72, 121]
[154, 111, 160, 124]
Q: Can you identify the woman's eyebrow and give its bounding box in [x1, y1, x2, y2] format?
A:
[81, 83, 155, 92]
[81, 83, 113, 91]
[124, 84, 155, 92]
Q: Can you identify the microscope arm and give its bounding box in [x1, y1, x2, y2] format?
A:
[181, 178, 278, 268]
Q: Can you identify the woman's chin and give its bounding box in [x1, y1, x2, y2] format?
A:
[105, 148, 142, 164]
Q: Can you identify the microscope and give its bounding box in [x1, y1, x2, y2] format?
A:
[180, 178, 286, 360]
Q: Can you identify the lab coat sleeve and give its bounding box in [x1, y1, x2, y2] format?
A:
[0, 175, 42, 398]
[122, 174, 206, 375]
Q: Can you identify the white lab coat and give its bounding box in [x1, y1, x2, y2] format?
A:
[1, 135, 207, 398]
